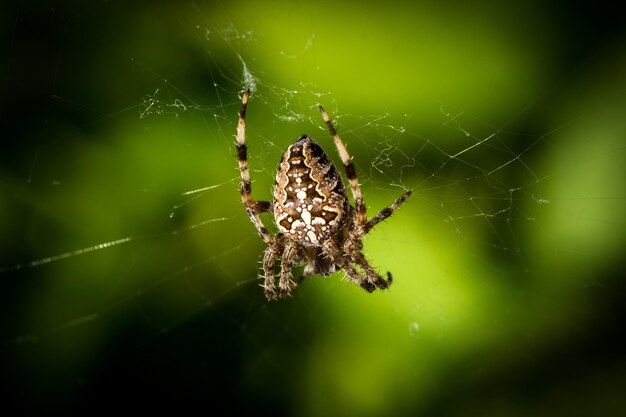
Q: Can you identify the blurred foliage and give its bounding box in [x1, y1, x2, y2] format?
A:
[1, 0, 625, 415]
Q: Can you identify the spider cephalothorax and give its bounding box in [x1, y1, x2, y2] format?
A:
[236, 89, 411, 300]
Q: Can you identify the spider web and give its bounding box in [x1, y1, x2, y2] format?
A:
[2, 1, 625, 414]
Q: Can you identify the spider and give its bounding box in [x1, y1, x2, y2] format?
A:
[236, 89, 411, 300]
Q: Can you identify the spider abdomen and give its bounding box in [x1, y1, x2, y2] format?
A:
[274, 136, 348, 245]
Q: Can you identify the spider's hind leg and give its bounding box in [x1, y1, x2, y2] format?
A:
[236, 89, 274, 244]
[319, 105, 368, 227]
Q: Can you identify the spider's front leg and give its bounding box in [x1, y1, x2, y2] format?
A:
[344, 236, 391, 290]
[262, 236, 302, 300]
[262, 238, 285, 300]
[321, 239, 376, 293]
[278, 241, 300, 298]
[341, 189, 411, 290]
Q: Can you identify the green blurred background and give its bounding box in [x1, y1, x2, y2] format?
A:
[1, 0, 625, 415]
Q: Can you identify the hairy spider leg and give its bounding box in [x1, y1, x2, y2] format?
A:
[278, 241, 300, 298]
[319, 105, 411, 288]
[236, 89, 273, 243]
[358, 190, 413, 238]
[262, 240, 283, 300]
[318, 105, 368, 227]
[321, 239, 376, 293]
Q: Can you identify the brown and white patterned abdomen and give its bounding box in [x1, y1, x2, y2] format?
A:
[273, 136, 349, 245]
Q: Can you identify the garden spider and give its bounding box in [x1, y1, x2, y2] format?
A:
[236, 89, 411, 300]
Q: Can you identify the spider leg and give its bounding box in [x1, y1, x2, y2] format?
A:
[321, 239, 375, 293]
[344, 239, 391, 289]
[278, 241, 300, 298]
[263, 238, 285, 300]
[237, 89, 273, 243]
[358, 190, 412, 238]
[336, 190, 410, 290]
[319, 105, 367, 227]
